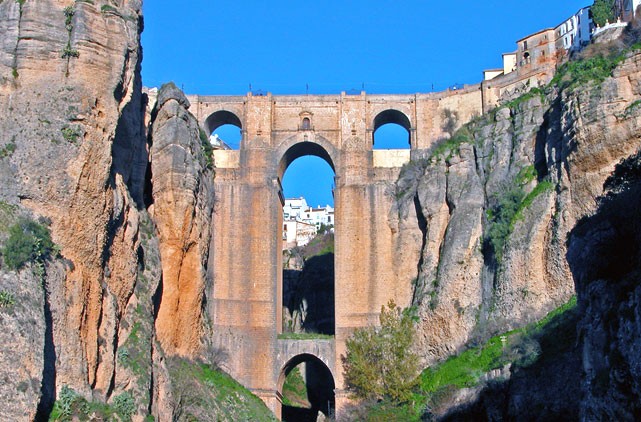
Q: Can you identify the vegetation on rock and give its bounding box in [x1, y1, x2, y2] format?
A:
[591, 0, 616, 27]
[1, 218, 57, 271]
[48, 386, 136, 422]
[281, 366, 310, 408]
[166, 358, 277, 421]
[342, 300, 420, 403]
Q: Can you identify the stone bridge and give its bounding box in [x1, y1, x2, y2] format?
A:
[185, 88, 506, 418]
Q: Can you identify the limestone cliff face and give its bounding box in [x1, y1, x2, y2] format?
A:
[0, 0, 156, 418]
[568, 150, 641, 420]
[149, 83, 215, 357]
[396, 51, 641, 363]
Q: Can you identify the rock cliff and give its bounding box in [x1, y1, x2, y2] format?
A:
[149, 83, 214, 357]
[0, 0, 153, 418]
[395, 48, 641, 364]
[568, 150, 641, 420]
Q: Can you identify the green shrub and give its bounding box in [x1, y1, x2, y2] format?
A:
[199, 128, 214, 170]
[113, 392, 136, 421]
[61, 46, 79, 59]
[485, 186, 525, 263]
[429, 126, 472, 160]
[0, 291, 15, 307]
[100, 4, 118, 13]
[2, 218, 56, 270]
[60, 126, 81, 143]
[0, 142, 16, 158]
[342, 301, 420, 403]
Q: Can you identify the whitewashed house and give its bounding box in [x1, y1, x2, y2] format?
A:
[555, 7, 592, 52]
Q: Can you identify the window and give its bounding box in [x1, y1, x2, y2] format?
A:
[302, 117, 311, 130]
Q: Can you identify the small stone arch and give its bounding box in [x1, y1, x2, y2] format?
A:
[204, 110, 243, 136]
[372, 109, 412, 147]
[278, 353, 335, 419]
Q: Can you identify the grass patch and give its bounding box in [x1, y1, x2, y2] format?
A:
[551, 53, 624, 92]
[282, 367, 309, 407]
[277, 332, 334, 340]
[0, 291, 16, 308]
[167, 358, 277, 421]
[502, 87, 546, 110]
[100, 4, 118, 13]
[419, 297, 578, 397]
[0, 202, 17, 235]
[430, 126, 472, 160]
[513, 180, 554, 222]
[49, 386, 134, 421]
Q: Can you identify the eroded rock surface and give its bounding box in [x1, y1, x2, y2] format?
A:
[395, 50, 641, 364]
[150, 82, 215, 356]
[568, 150, 641, 421]
[0, 0, 156, 418]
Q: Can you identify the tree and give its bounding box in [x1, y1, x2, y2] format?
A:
[341, 300, 420, 403]
[592, 0, 616, 27]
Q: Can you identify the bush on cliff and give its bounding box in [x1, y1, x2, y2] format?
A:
[1, 218, 56, 270]
[342, 300, 420, 403]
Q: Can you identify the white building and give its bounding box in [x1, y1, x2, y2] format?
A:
[556, 7, 592, 52]
[301, 205, 335, 231]
[283, 220, 316, 248]
[209, 133, 231, 150]
[282, 197, 334, 249]
[283, 197, 309, 222]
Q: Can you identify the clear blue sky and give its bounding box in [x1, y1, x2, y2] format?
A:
[142, 0, 590, 206]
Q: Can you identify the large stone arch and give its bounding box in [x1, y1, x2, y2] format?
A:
[275, 134, 339, 181]
[372, 109, 412, 148]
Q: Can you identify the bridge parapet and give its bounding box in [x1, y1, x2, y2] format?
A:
[373, 149, 411, 168]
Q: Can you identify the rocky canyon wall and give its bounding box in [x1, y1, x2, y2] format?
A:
[0, 0, 154, 418]
[394, 49, 641, 364]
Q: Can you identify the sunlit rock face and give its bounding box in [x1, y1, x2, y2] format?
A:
[149, 82, 214, 356]
[396, 51, 641, 364]
[0, 0, 155, 418]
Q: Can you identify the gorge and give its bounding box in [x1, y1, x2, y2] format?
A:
[1, 1, 641, 421]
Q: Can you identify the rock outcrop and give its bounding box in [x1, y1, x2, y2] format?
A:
[568, 150, 641, 420]
[0, 0, 156, 418]
[395, 48, 641, 364]
[149, 82, 215, 356]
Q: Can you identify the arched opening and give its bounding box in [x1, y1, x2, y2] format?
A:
[301, 117, 311, 130]
[279, 354, 335, 421]
[279, 142, 335, 337]
[373, 109, 411, 149]
[204, 110, 242, 150]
